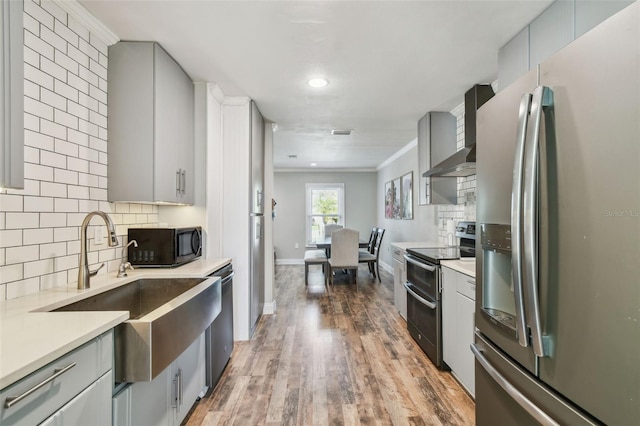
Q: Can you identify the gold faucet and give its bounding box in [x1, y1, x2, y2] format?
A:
[78, 211, 119, 289]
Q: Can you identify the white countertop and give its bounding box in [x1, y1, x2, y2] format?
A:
[390, 241, 442, 251]
[442, 259, 476, 278]
[0, 257, 231, 390]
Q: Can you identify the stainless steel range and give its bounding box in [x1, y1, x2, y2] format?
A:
[404, 222, 475, 369]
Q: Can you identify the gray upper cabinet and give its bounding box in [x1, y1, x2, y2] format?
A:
[108, 42, 194, 204]
[418, 112, 457, 205]
[575, 0, 634, 38]
[529, 0, 575, 70]
[1, 0, 24, 189]
[497, 27, 529, 91]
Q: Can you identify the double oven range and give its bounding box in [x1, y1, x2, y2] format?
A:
[403, 222, 476, 369]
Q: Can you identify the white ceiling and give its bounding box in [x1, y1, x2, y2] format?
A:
[80, 0, 552, 170]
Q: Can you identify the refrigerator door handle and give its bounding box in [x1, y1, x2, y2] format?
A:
[511, 92, 533, 348]
[523, 86, 554, 357]
[471, 343, 560, 426]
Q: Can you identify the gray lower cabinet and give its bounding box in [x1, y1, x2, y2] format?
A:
[392, 246, 407, 320]
[0, 331, 113, 425]
[107, 41, 194, 204]
[0, 0, 24, 189]
[442, 266, 476, 397]
[113, 333, 205, 426]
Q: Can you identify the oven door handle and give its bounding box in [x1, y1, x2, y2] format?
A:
[403, 254, 436, 272]
[403, 282, 436, 310]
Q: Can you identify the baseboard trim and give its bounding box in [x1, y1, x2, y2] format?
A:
[380, 261, 393, 274]
[263, 299, 276, 315]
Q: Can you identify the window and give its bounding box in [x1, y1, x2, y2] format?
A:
[306, 183, 345, 243]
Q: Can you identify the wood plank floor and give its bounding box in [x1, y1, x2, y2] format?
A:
[185, 264, 475, 425]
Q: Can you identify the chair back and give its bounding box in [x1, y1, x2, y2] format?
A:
[366, 227, 378, 253]
[329, 228, 359, 267]
[372, 228, 385, 259]
[324, 224, 343, 237]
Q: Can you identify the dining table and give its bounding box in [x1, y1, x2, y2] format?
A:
[311, 236, 369, 258]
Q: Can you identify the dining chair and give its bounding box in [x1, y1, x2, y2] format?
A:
[304, 249, 328, 288]
[359, 228, 385, 282]
[324, 223, 343, 237]
[328, 228, 359, 290]
[361, 227, 378, 255]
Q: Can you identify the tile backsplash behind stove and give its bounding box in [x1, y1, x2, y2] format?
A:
[437, 102, 476, 246]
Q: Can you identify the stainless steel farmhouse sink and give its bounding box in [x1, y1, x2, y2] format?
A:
[49, 277, 221, 383]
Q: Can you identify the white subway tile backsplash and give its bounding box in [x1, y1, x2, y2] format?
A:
[68, 185, 89, 199]
[54, 139, 79, 157]
[40, 25, 67, 53]
[4, 7, 161, 299]
[24, 113, 40, 132]
[24, 97, 54, 120]
[24, 196, 54, 212]
[67, 72, 89, 94]
[67, 157, 89, 174]
[54, 254, 76, 272]
[67, 128, 89, 146]
[40, 150, 67, 169]
[40, 119, 67, 139]
[54, 198, 79, 213]
[5, 212, 39, 229]
[68, 15, 90, 42]
[54, 226, 78, 242]
[40, 1, 67, 26]
[24, 29, 54, 60]
[25, 63, 54, 90]
[6, 278, 41, 299]
[24, 146, 40, 164]
[40, 213, 66, 228]
[24, 13, 40, 37]
[40, 181, 67, 198]
[41, 86, 67, 110]
[54, 168, 78, 185]
[40, 271, 68, 290]
[24, 163, 54, 182]
[23, 228, 53, 245]
[67, 45, 90, 72]
[54, 20, 79, 48]
[6, 245, 40, 265]
[24, 259, 54, 279]
[0, 230, 23, 248]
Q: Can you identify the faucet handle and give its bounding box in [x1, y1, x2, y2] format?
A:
[89, 263, 105, 277]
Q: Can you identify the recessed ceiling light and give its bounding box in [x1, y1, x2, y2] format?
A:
[310, 163, 317, 167]
[308, 77, 329, 88]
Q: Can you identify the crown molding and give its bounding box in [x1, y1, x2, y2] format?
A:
[52, 0, 119, 46]
[274, 168, 377, 173]
[222, 96, 251, 106]
[208, 83, 225, 103]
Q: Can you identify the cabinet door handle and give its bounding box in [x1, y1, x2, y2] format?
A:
[181, 170, 186, 195]
[176, 170, 181, 195]
[178, 368, 183, 405]
[467, 279, 476, 285]
[4, 362, 76, 409]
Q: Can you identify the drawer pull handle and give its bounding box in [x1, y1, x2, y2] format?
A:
[467, 279, 476, 285]
[4, 362, 77, 409]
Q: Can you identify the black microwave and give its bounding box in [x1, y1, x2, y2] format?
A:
[127, 227, 202, 267]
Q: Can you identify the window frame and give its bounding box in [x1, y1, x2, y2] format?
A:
[305, 183, 345, 244]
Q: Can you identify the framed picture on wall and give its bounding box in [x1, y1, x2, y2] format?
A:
[401, 172, 413, 220]
[392, 177, 401, 219]
[384, 181, 393, 218]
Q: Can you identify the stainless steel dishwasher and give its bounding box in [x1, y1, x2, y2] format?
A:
[205, 263, 234, 390]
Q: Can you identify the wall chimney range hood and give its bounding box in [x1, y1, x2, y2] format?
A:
[423, 84, 494, 178]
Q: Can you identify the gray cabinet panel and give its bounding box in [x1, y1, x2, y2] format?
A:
[498, 27, 530, 91]
[575, 0, 634, 37]
[530, 0, 575, 68]
[108, 42, 194, 204]
[418, 112, 457, 205]
[1, 0, 24, 189]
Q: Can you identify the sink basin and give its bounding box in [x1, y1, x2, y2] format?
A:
[51, 277, 221, 382]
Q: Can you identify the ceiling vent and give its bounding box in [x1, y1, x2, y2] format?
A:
[288, 154, 298, 159]
[331, 129, 353, 136]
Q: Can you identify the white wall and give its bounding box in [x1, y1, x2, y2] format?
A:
[0, 0, 159, 300]
[274, 171, 376, 261]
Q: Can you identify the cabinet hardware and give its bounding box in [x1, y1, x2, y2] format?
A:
[4, 362, 77, 409]
[176, 170, 181, 195]
[181, 170, 186, 195]
[178, 368, 183, 406]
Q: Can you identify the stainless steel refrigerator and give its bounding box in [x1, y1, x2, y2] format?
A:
[474, 3, 639, 425]
[250, 100, 265, 336]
